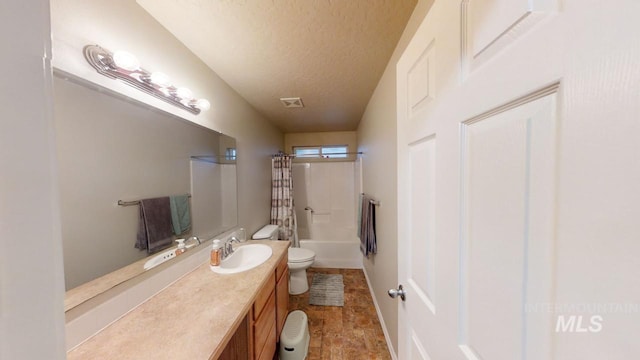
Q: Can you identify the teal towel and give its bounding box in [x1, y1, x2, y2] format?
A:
[169, 195, 191, 235]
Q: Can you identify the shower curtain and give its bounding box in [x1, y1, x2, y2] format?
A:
[270, 154, 299, 247]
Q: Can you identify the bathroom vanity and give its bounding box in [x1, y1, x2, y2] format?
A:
[224, 244, 290, 360]
[67, 240, 290, 360]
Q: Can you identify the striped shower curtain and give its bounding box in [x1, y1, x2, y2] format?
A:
[270, 154, 299, 247]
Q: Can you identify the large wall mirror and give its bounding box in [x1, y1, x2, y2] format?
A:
[54, 71, 238, 302]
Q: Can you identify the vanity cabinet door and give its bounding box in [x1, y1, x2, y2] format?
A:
[275, 255, 289, 340]
[250, 251, 289, 360]
[253, 289, 276, 360]
[254, 274, 275, 321]
[218, 315, 250, 360]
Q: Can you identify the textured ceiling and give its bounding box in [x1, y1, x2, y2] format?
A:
[137, 0, 417, 133]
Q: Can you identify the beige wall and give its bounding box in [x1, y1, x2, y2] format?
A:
[284, 131, 357, 161]
[0, 0, 66, 358]
[50, 0, 283, 240]
[356, 0, 434, 356]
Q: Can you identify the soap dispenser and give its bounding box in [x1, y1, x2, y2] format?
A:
[175, 239, 186, 255]
[210, 239, 222, 266]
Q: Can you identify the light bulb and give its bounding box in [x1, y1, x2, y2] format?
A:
[150, 72, 170, 87]
[196, 99, 211, 111]
[176, 87, 193, 99]
[129, 72, 144, 82]
[112, 50, 140, 71]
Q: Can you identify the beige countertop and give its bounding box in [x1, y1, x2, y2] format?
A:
[67, 240, 290, 360]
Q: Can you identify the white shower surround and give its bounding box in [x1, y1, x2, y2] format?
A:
[293, 161, 363, 269]
[300, 238, 362, 269]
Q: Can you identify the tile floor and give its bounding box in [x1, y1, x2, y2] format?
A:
[287, 268, 392, 360]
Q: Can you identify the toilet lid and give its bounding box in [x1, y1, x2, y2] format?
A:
[252, 224, 279, 239]
[288, 247, 315, 263]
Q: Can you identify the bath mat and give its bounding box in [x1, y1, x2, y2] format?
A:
[309, 274, 344, 307]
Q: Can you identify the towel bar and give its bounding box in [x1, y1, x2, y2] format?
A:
[117, 194, 191, 207]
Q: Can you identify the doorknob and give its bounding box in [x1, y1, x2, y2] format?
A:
[388, 284, 406, 301]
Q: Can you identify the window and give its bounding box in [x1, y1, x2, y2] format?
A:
[225, 147, 237, 161]
[293, 147, 321, 158]
[293, 145, 349, 159]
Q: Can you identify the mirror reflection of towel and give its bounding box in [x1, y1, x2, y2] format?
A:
[170, 195, 191, 235]
[135, 197, 173, 254]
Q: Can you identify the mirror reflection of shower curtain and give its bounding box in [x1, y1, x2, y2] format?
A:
[270, 154, 299, 247]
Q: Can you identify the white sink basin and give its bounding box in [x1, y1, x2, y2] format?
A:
[210, 244, 273, 274]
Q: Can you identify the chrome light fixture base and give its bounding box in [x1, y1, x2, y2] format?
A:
[83, 44, 209, 115]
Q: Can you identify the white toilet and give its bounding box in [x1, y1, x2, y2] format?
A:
[252, 225, 316, 295]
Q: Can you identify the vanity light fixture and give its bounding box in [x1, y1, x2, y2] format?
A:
[83, 44, 210, 114]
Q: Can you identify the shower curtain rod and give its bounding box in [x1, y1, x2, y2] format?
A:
[272, 151, 363, 157]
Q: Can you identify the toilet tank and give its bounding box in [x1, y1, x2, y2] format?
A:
[252, 224, 279, 240]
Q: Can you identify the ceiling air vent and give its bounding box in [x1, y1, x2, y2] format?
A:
[280, 97, 304, 108]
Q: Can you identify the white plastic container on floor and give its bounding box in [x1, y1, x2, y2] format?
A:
[279, 310, 309, 360]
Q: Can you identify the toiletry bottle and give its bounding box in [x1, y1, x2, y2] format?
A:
[175, 239, 186, 255]
[210, 239, 221, 266]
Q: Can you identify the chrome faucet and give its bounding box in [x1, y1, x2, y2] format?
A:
[222, 236, 241, 259]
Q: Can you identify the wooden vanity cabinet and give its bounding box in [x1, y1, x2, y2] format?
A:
[217, 316, 250, 360]
[252, 274, 276, 360]
[251, 252, 289, 360]
[220, 251, 289, 360]
[275, 253, 289, 341]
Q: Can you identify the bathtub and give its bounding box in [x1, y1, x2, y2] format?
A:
[298, 211, 363, 269]
[298, 225, 362, 269]
[299, 239, 362, 268]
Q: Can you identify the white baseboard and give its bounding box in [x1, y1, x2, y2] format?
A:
[363, 267, 397, 360]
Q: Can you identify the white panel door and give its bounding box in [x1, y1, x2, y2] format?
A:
[396, 1, 640, 359]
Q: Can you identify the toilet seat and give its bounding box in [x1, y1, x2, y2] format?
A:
[288, 248, 315, 263]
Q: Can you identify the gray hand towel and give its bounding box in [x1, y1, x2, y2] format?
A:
[135, 197, 174, 254]
[359, 194, 377, 258]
